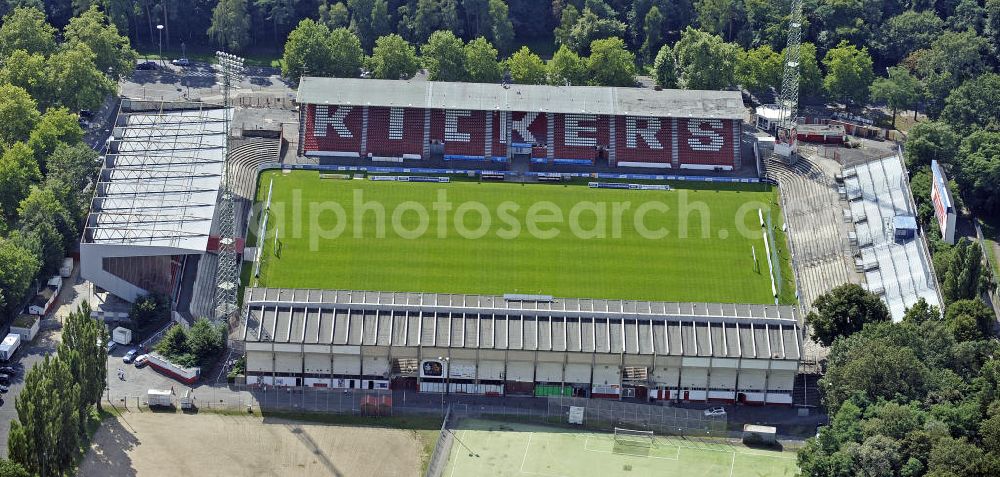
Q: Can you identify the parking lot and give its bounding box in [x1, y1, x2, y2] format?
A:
[0, 323, 60, 457]
[120, 60, 295, 103]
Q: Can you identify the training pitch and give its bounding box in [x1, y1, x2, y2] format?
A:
[443, 419, 797, 477]
[251, 171, 794, 304]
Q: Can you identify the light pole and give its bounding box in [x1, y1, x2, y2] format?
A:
[438, 356, 450, 411]
[156, 24, 164, 67]
[181, 41, 186, 60]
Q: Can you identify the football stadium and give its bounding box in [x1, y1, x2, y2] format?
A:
[237, 78, 802, 406]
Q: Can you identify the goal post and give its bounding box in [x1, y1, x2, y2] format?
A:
[614, 427, 655, 447]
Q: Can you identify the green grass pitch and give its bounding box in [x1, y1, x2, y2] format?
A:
[250, 170, 795, 305]
[443, 419, 797, 477]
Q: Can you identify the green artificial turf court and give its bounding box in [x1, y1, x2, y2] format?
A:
[250, 170, 795, 304]
[442, 419, 797, 477]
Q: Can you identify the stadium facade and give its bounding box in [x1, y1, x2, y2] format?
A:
[296, 78, 744, 170]
[242, 288, 801, 405]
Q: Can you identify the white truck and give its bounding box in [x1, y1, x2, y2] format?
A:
[0, 334, 21, 362]
[147, 389, 174, 407]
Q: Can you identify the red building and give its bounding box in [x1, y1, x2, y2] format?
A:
[297, 78, 745, 170]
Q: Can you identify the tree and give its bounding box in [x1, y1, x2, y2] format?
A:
[318, 1, 349, 29]
[0, 460, 29, 477]
[822, 41, 875, 105]
[954, 130, 1000, 215]
[736, 45, 782, 100]
[281, 19, 335, 81]
[927, 437, 986, 476]
[129, 293, 170, 328]
[640, 5, 664, 64]
[346, 0, 376, 48]
[64, 6, 137, 81]
[43, 143, 99, 224]
[504, 46, 546, 85]
[327, 28, 365, 78]
[554, 4, 581, 48]
[463, 37, 501, 83]
[0, 238, 40, 318]
[869, 67, 923, 129]
[254, 0, 297, 43]
[941, 73, 1000, 135]
[0, 50, 47, 104]
[486, 0, 514, 54]
[673, 26, 739, 90]
[187, 318, 225, 365]
[411, 0, 462, 44]
[904, 121, 960, 169]
[987, 0, 1000, 56]
[156, 324, 192, 363]
[651, 44, 678, 89]
[27, 108, 83, 166]
[208, 0, 251, 52]
[951, 0, 986, 33]
[565, 8, 627, 55]
[548, 44, 587, 86]
[806, 283, 890, 346]
[0, 84, 40, 147]
[875, 10, 944, 65]
[60, 302, 108, 417]
[43, 43, 115, 112]
[367, 34, 420, 80]
[587, 37, 636, 87]
[421, 30, 466, 82]
[902, 298, 940, 324]
[909, 30, 991, 118]
[946, 300, 993, 342]
[941, 239, 985, 304]
[821, 331, 930, 413]
[9, 355, 81, 476]
[0, 143, 41, 221]
[850, 434, 902, 477]
[17, 186, 74, 274]
[797, 42, 823, 101]
[0, 7, 56, 58]
[695, 0, 738, 40]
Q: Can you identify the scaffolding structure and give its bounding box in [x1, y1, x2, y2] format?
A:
[213, 52, 245, 322]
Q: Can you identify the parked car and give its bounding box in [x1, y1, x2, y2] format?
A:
[0, 366, 16, 375]
[703, 406, 727, 417]
[134, 354, 149, 367]
[136, 61, 157, 70]
[106, 341, 117, 354]
[171, 58, 190, 66]
[0, 374, 9, 385]
[123, 349, 139, 363]
[0, 385, 8, 393]
[78, 109, 94, 119]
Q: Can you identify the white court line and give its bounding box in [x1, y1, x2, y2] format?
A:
[729, 451, 736, 477]
[519, 434, 532, 473]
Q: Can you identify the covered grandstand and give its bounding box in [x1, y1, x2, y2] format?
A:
[296, 78, 744, 170]
[241, 288, 801, 405]
[80, 104, 229, 303]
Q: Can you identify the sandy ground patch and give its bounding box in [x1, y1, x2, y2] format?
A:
[78, 412, 422, 477]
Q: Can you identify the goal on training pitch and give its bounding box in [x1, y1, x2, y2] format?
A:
[614, 427, 655, 448]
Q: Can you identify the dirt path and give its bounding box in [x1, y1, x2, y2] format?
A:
[78, 412, 422, 477]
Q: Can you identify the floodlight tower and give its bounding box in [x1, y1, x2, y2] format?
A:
[777, 0, 803, 130]
[213, 51, 244, 323]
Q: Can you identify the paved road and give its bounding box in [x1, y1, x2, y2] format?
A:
[0, 323, 61, 458]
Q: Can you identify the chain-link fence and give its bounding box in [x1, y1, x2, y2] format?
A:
[545, 396, 727, 437]
[423, 406, 454, 477]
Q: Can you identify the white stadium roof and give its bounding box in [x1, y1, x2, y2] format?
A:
[83, 107, 230, 252]
[296, 77, 746, 119]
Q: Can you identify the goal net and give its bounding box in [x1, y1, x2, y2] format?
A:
[614, 427, 655, 448]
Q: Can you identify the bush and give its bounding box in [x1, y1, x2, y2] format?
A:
[130, 293, 170, 328]
[154, 319, 225, 368]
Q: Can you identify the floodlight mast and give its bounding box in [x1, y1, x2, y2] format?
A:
[213, 51, 244, 324]
[777, 0, 803, 130]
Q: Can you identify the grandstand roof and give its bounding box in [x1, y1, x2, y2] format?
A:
[82, 106, 230, 252]
[296, 77, 745, 119]
[845, 156, 941, 321]
[241, 288, 801, 360]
